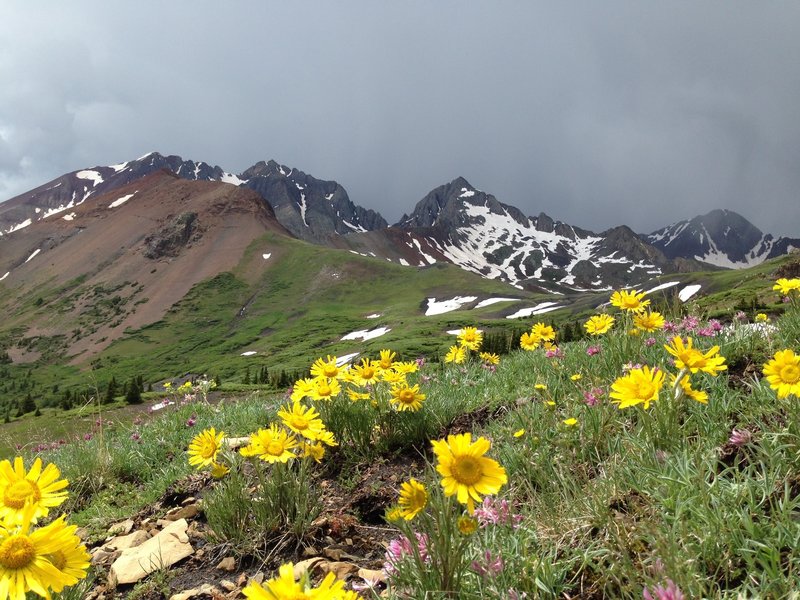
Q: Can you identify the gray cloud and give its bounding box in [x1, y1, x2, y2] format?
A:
[1, 2, 799, 237]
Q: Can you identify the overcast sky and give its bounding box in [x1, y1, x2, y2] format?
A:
[1, 2, 799, 236]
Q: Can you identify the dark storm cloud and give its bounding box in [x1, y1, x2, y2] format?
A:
[1, 2, 799, 237]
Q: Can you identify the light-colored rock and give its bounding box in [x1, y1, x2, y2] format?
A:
[166, 503, 202, 521]
[109, 518, 194, 586]
[216, 556, 236, 571]
[108, 518, 135, 536]
[107, 529, 150, 551]
[219, 579, 237, 592]
[168, 583, 222, 600]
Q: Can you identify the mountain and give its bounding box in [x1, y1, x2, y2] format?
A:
[0, 152, 387, 245]
[644, 209, 800, 269]
[380, 177, 699, 291]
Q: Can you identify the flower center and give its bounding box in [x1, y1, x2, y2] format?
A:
[49, 549, 67, 571]
[200, 441, 218, 459]
[452, 457, 483, 486]
[780, 364, 800, 384]
[636, 381, 656, 400]
[398, 390, 415, 404]
[322, 365, 338, 378]
[362, 367, 375, 379]
[291, 416, 309, 429]
[267, 441, 285, 456]
[317, 384, 331, 397]
[4, 479, 41, 510]
[0, 535, 36, 570]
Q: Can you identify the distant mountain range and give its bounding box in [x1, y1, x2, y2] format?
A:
[1, 152, 797, 293]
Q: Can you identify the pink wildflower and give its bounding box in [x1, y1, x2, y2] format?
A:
[384, 533, 429, 574]
[729, 428, 753, 447]
[586, 346, 601, 356]
[471, 550, 504, 578]
[663, 321, 678, 332]
[643, 579, 684, 600]
[696, 327, 714, 337]
[708, 319, 722, 332]
[474, 497, 523, 528]
[415, 357, 426, 368]
[186, 415, 197, 427]
[645, 337, 656, 347]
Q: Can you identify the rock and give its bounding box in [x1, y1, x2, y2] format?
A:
[320, 561, 359, 580]
[219, 579, 236, 592]
[168, 583, 222, 600]
[106, 529, 150, 551]
[292, 557, 325, 579]
[216, 556, 236, 571]
[166, 503, 202, 521]
[358, 567, 387, 586]
[108, 518, 194, 586]
[108, 518, 135, 536]
[90, 548, 118, 566]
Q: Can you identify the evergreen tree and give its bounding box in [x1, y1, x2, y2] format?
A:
[104, 377, 118, 404]
[125, 379, 143, 404]
[243, 366, 251, 385]
[19, 392, 36, 415]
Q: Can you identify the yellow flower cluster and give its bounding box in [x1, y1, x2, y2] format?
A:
[519, 322, 556, 351]
[0, 457, 89, 600]
[293, 350, 427, 412]
[445, 327, 499, 367]
[774, 277, 800, 296]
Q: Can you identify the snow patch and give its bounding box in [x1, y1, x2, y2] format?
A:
[62, 213, 77, 221]
[0, 272, 8, 282]
[343, 220, 367, 233]
[109, 161, 129, 172]
[645, 281, 681, 294]
[366, 313, 382, 319]
[425, 296, 477, 316]
[506, 302, 563, 320]
[240, 351, 258, 356]
[298, 194, 308, 227]
[398, 258, 410, 266]
[336, 352, 360, 366]
[150, 400, 175, 412]
[76, 170, 103, 186]
[262, 253, 272, 260]
[8, 218, 32, 233]
[459, 188, 475, 198]
[474, 297, 520, 309]
[108, 192, 136, 209]
[678, 284, 701, 302]
[221, 172, 246, 185]
[341, 327, 392, 341]
[24, 249, 41, 263]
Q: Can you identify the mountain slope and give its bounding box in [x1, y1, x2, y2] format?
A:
[0, 152, 387, 246]
[644, 209, 800, 268]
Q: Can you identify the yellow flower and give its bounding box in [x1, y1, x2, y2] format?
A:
[310, 377, 342, 401]
[584, 314, 615, 336]
[0, 458, 69, 525]
[531, 323, 555, 342]
[755, 313, 769, 323]
[377, 349, 397, 370]
[444, 345, 466, 364]
[513, 429, 525, 438]
[187, 428, 225, 471]
[390, 383, 426, 412]
[316, 430, 338, 447]
[397, 479, 428, 520]
[277, 402, 326, 441]
[346, 388, 371, 402]
[457, 515, 478, 535]
[379, 370, 406, 385]
[300, 442, 326, 463]
[774, 278, 800, 295]
[633, 311, 665, 332]
[457, 327, 483, 351]
[350, 359, 381, 386]
[290, 378, 316, 402]
[479, 352, 500, 365]
[519, 332, 540, 351]
[563, 418, 578, 426]
[0, 510, 89, 598]
[310, 355, 344, 380]
[610, 289, 650, 313]
[664, 336, 727, 375]
[609, 366, 665, 409]
[385, 507, 403, 522]
[534, 383, 547, 390]
[392, 361, 418, 374]
[763, 349, 800, 399]
[431, 433, 508, 513]
[242, 562, 351, 600]
[672, 373, 708, 404]
[570, 373, 582, 381]
[210, 462, 230, 479]
[239, 425, 297, 463]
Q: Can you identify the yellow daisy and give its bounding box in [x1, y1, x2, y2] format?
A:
[0, 458, 69, 525]
[277, 402, 326, 441]
[609, 366, 664, 409]
[397, 478, 428, 521]
[431, 433, 507, 513]
[290, 377, 316, 402]
[584, 314, 615, 336]
[774, 278, 800, 295]
[531, 323, 555, 342]
[633, 311, 665, 332]
[350, 359, 381, 386]
[664, 336, 727, 375]
[310, 377, 342, 401]
[444, 345, 466, 364]
[377, 349, 397, 371]
[519, 332, 540, 351]
[242, 562, 348, 600]
[239, 425, 297, 463]
[457, 515, 478, 535]
[390, 383, 426, 412]
[479, 352, 500, 365]
[457, 327, 483, 351]
[309, 355, 343, 380]
[763, 349, 800, 399]
[609, 289, 650, 313]
[672, 373, 708, 404]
